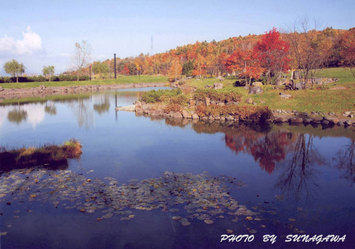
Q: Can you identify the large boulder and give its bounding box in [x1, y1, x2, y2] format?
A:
[292, 70, 300, 80]
[279, 93, 291, 99]
[182, 110, 192, 119]
[172, 112, 183, 119]
[252, 82, 263, 87]
[245, 98, 253, 104]
[248, 86, 263, 95]
[213, 82, 223, 89]
[116, 105, 135, 112]
[151, 110, 164, 117]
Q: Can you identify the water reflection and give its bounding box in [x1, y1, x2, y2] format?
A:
[0, 90, 354, 248]
[44, 103, 57, 115]
[68, 99, 94, 128]
[223, 128, 327, 198]
[93, 96, 110, 115]
[0, 157, 68, 174]
[7, 108, 27, 124]
[168, 120, 353, 199]
[225, 128, 295, 174]
[276, 134, 325, 199]
[24, 104, 45, 128]
[333, 139, 355, 185]
[1, 88, 170, 129]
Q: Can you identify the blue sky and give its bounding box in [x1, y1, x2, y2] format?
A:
[0, 0, 354, 74]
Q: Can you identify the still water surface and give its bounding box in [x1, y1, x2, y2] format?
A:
[0, 88, 354, 249]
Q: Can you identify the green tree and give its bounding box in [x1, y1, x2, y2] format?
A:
[182, 60, 194, 76]
[42, 65, 55, 81]
[4, 59, 25, 83]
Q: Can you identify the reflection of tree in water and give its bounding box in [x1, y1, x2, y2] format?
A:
[68, 99, 94, 128]
[190, 121, 351, 199]
[276, 134, 325, 199]
[44, 103, 57, 115]
[93, 96, 110, 115]
[7, 108, 28, 124]
[223, 126, 327, 199]
[225, 128, 295, 173]
[333, 139, 355, 185]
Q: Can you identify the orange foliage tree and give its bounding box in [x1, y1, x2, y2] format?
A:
[340, 28, 355, 77]
[168, 58, 182, 81]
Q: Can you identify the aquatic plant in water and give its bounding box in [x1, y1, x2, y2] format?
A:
[0, 140, 82, 171]
[0, 170, 257, 227]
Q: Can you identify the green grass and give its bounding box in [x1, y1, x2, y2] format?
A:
[314, 67, 355, 87]
[186, 77, 236, 89]
[0, 75, 168, 89]
[185, 68, 355, 114]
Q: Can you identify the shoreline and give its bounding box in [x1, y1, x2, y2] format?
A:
[133, 101, 355, 128]
[0, 82, 170, 101]
[1, 82, 353, 128]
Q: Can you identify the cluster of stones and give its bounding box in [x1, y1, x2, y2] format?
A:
[272, 110, 355, 127]
[135, 100, 355, 128]
[135, 98, 243, 123]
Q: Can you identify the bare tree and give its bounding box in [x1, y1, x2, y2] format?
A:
[287, 19, 331, 88]
[73, 40, 91, 81]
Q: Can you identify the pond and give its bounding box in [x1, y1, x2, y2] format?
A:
[0, 87, 354, 249]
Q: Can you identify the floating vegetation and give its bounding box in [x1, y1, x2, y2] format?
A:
[0, 170, 257, 226]
[0, 140, 82, 172]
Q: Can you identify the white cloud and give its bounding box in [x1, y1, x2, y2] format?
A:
[0, 26, 42, 55]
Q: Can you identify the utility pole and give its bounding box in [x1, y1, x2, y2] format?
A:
[114, 53, 117, 79]
[89, 64, 92, 81]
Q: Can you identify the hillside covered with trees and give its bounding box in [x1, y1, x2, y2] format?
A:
[93, 27, 354, 84]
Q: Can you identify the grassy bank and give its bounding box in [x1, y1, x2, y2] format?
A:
[0, 140, 82, 171]
[184, 68, 355, 114]
[0, 75, 168, 89]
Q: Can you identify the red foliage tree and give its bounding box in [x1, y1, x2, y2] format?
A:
[225, 48, 263, 85]
[122, 64, 130, 75]
[254, 28, 290, 84]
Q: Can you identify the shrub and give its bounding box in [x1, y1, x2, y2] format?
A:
[200, 105, 273, 122]
[0, 74, 89, 83]
[196, 104, 207, 117]
[140, 89, 182, 103]
[164, 103, 182, 113]
[167, 95, 187, 105]
[140, 90, 162, 103]
[233, 80, 246, 87]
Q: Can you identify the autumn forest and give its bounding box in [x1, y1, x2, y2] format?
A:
[92, 27, 354, 84]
